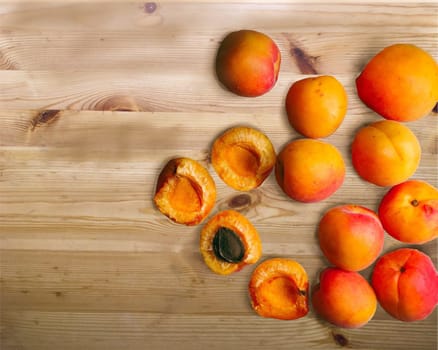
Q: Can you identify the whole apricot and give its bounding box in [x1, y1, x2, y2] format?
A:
[215, 30, 281, 97]
[275, 139, 345, 202]
[154, 157, 216, 225]
[371, 248, 438, 322]
[249, 258, 309, 320]
[378, 180, 438, 244]
[286, 75, 348, 138]
[318, 205, 385, 271]
[211, 126, 276, 191]
[312, 267, 377, 328]
[356, 43, 438, 121]
[351, 120, 421, 187]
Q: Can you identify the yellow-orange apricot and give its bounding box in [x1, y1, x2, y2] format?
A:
[356, 44, 438, 122]
[378, 180, 438, 244]
[200, 210, 262, 275]
[318, 204, 385, 271]
[286, 75, 348, 138]
[211, 126, 276, 191]
[312, 267, 377, 328]
[154, 157, 216, 225]
[216, 30, 281, 97]
[371, 248, 438, 321]
[351, 120, 421, 187]
[275, 139, 345, 202]
[249, 258, 309, 320]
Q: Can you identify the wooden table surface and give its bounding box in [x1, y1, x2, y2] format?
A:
[1, 2, 437, 350]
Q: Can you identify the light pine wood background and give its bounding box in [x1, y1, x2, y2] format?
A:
[0, 2, 437, 350]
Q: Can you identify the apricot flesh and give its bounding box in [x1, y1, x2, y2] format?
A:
[351, 120, 421, 187]
[286, 75, 348, 138]
[356, 44, 438, 122]
[215, 30, 281, 97]
[275, 139, 345, 202]
[154, 157, 216, 226]
[312, 267, 377, 328]
[378, 180, 438, 244]
[200, 210, 262, 275]
[249, 258, 309, 320]
[211, 126, 276, 191]
[371, 248, 438, 322]
[318, 205, 385, 271]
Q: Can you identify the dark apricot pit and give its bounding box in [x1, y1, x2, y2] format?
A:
[200, 210, 262, 275]
[249, 258, 309, 320]
[154, 157, 216, 226]
[211, 126, 276, 191]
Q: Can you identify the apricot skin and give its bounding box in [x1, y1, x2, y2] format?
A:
[351, 120, 421, 187]
[275, 139, 345, 202]
[286, 75, 348, 138]
[312, 267, 377, 328]
[249, 258, 309, 320]
[154, 157, 216, 226]
[215, 30, 281, 97]
[371, 248, 438, 322]
[356, 44, 438, 121]
[318, 205, 385, 272]
[378, 180, 438, 244]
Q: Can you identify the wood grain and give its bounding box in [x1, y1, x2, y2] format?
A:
[1, 2, 437, 350]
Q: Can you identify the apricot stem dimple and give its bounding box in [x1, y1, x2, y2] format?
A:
[411, 199, 419, 207]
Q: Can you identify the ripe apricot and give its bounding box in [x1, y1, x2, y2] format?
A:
[312, 267, 377, 328]
[215, 30, 281, 97]
[211, 126, 276, 191]
[371, 248, 438, 322]
[248, 258, 309, 320]
[200, 210, 262, 275]
[351, 120, 421, 187]
[285, 75, 347, 138]
[378, 180, 438, 244]
[154, 157, 216, 225]
[356, 44, 438, 122]
[275, 139, 345, 202]
[318, 205, 385, 271]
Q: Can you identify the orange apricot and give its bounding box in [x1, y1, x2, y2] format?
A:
[356, 44, 438, 122]
[200, 210, 262, 275]
[371, 248, 438, 322]
[285, 75, 348, 138]
[351, 120, 421, 187]
[378, 180, 438, 244]
[275, 138, 345, 202]
[211, 126, 276, 191]
[215, 30, 281, 97]
[248, 258, 309, 320]
[154, 157, 216, 226]
[312, 267, 377, 328]
[318, 204, 385, 271]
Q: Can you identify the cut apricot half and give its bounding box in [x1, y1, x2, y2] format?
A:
[249, 258, 309, 320]
[211, 126, 276, 191]
[154, 157, 216, 226]
[200, 210, 262, 275]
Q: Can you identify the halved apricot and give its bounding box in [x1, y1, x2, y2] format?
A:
[211, 126, 276, 191]
[249, 258, 309, 320]
[154, 157, 216, 226]
[200, 210, 262, 275]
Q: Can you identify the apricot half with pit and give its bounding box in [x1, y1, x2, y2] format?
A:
[154, 157, 216, 226]
[248, 258, 309, 320]
[200, 210, 262, 275]
[211, 126, 276, 191]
